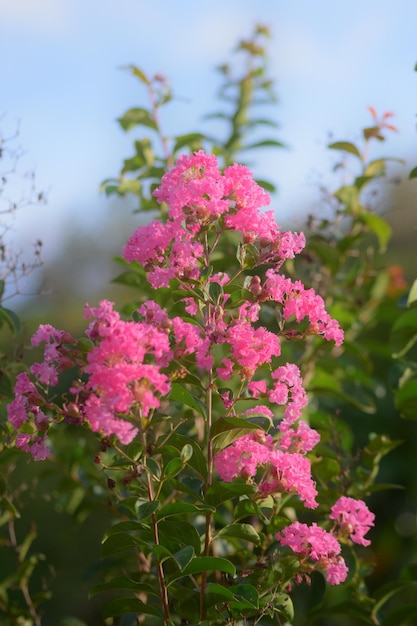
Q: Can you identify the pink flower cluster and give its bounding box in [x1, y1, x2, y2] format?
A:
[276, 495, 374, 584]
[277, 521, 348, 585]
[7, 299, 217, 450]
[7, 372, 51, 460]
[262, 270, 344, 346]
[330, 496, 375, 547]
[214, 430, 318, 509]
[123, 151, 306, 288]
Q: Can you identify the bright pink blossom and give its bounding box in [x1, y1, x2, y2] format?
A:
[214, 431, 273, 482]
[277, 521, 347, 585]
[330, 496, 375, 547]
[261, 450, 318, 509]
[263, 269, 344, 346]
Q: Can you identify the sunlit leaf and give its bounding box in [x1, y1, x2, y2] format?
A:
[118, 107, 157, 132]
[359, 213, 392, 251]
[328, 141, 361, 158]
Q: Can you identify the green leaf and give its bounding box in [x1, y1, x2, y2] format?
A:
[409, 166, 417, 179]
[134, 138, 154, 167]
[230, 583, 259, 609]
[328, 141, 361, 159]
[407, 279, 417, 306]
[169, 383, 206, 418]
[173, 133, 206, 153]
[118, 107, 157, 131]
[359, 213, 392, 251]
[126, 64, 150, 85]
[205, 481, 256, 507]
[168, 556, 236, 585]
[395, 380, 417, 419]
[112, 269, 146, 289]
[242, 139, 285, 150]
[137, 500, 160, 521]
[255, 178, 276, 192]
[0, 306, 21, 334]
[164, 457, 184, 478]
[371, 579, 417, 623]
[180, 443, 193, 463]
[334, 185, 360, 213]
[172, 545, 195, 570]
[101, 533, 142, 557]
[214, 522, 261, 545]
[157, 502, 214, 520]
[211, 417, 265, 453]
[116, 178, 142, 196]
[89, 577, 157, 597]
[163, 433, 207, 479]
[390, 309, 417, 358]
[206, 583, 236, 603]
[103, 597, 163, 618]
[159, 520, 202, 555]
[363, 158, 386, 177]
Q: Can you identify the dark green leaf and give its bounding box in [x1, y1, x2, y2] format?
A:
[103, 597, 163, 618]
[205, 481, 256, 506]
[163, 433, 207, 479]
[172, 545, 195, 570]
[211, 417, 265, 454]
[169, 383, 206, 418]
[101, 533, 143, 557]
[89, 577, 157, 597]
[395, 380, 417, 419]
[137, 500, 160, 521]
[164, 457, 184, 478]
[156, 502, 214, 520]
[168, 556, 236, 585]
[390, 309, 417, 358]
[214, 522, 261, 545]
[409, 166, 417, 179]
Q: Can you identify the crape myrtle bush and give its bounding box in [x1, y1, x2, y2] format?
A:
[2, 24, 417, 626]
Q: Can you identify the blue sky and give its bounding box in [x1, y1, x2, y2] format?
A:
[1, 0, 416, 268]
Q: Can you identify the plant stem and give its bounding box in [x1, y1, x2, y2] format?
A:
[200, 370, 214, 621]
[138, 416, 171, 625]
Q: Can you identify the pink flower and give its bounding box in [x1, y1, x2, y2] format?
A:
[330, 496, 375, 547]
[214, 432, 273, 481]
[263, 270, 344, 346]
[269, 363, 308, 427]
[279, 421, 320, 453]
[262, 450, 318, 509]
[226, 322, 281, 379]
[277, 521, 347, 585]
[247, 380, 267, 397]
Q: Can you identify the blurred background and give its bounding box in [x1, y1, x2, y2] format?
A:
[1, 0, 416, 313]
[1, 1, 417, 624]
